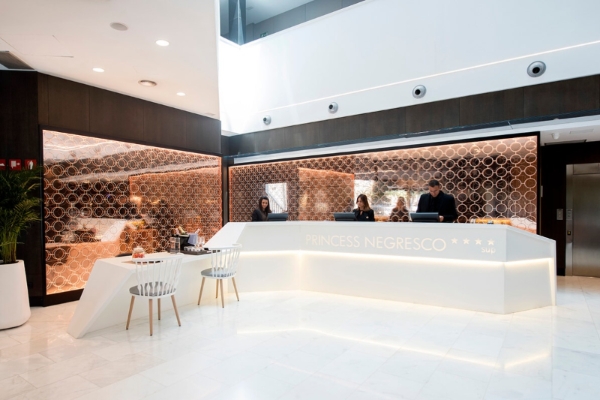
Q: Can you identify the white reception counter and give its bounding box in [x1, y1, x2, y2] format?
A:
[68, 221, 555, 338]
[208, 222, 556, 315]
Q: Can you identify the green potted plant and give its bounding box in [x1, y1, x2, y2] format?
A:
[0, 167, 41, 329]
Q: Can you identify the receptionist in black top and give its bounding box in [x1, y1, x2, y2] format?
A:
[353, 194, 375, 222]
[251, 196, 271, 221]
[416, 179, 458, 222]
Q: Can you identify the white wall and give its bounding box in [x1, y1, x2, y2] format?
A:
[219, 0, 600, 134]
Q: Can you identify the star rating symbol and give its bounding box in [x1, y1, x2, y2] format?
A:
[463, 238, 470, 245]
[451, 238, 458, 244]
[488, 240, 494, 245]
[475, 239, 482, 245]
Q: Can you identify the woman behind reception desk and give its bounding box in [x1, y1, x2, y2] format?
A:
[353, 194, 375, 222]
[389, 197, 409, 222]
[251, 196, 271, 221]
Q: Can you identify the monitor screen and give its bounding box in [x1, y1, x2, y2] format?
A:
[333, 212, 357, 221]
[410, 212, 439, 222]
[267, 213, 289, 221]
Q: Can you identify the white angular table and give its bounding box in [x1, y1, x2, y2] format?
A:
[68, 253, 214, 338]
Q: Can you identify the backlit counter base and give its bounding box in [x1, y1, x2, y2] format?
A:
[207, 222, 556, 314]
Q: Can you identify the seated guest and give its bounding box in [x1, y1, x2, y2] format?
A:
[353, 194, 375, 222]
[416, 179, 458, 222]
[251, 196, 271, 221]
[389, 197, 409, 222]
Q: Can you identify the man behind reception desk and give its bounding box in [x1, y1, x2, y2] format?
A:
[416, 180, 458, 222]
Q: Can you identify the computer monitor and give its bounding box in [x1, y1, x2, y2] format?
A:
[410, 212, 439, 222]
[333, 212, 357, 221]
[267, 213, 289, 221]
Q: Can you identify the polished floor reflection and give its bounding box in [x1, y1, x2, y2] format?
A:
[1, 276, 600, 399]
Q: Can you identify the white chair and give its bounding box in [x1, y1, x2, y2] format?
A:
[197, 244, 242, 308]
[126, 255, 184, 336]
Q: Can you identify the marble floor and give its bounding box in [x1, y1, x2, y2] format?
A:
[2, 276, 600, 399]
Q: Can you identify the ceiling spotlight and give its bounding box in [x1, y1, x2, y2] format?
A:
[552, 132, 560, 140]
[110, 22, 128, 31]
[156, 40, 170, 47]
[138, 80, 157, 87]
[176, 92, 185, 96]
[92, 67, 104, 73]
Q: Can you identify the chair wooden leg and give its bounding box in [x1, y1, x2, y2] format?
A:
[158, 298, 161, 320]
[219, 279, 224, 308]
[215, 280, 219, 298]
[149, 299, 153, 336]
[198, 277, 206, 305]
[231, 277, 240, 301]
[126, 296, 135, 330]
[171, 295, 181, 327]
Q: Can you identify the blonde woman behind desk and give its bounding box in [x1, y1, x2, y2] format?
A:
[389, 197, 409, 222]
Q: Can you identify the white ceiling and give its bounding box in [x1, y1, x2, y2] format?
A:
[0, 0, 221, 119]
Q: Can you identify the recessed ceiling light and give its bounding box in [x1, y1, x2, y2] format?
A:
[156, 40, 169, 47]
[138, 80, 157, 87]
[92, 67, 104, 73]
[176, 92, 185, 96]
[110, 22, 128, 31]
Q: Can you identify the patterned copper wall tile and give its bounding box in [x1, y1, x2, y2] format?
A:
[43, 130, 222, 294]
[230, 136, 537, 230]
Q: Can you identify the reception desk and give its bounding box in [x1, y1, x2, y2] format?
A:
[207, 222, 556, 314]
[68, 221, 555, 338]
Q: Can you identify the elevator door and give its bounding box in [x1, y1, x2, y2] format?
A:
[572, 168, 600, 277]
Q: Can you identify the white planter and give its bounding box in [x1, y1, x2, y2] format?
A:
[0, 260, 31, 330]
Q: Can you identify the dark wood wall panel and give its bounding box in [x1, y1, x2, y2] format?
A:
[460, 88, 524, 125]
[364, 108, 406, 138]
[47, 76, 90, 132]
[221, 135, 231, 156]
[0, 72, 39, 158]
[38, 73, 221, 155]
[524, 76, 600, 117]
[185, 113, 222, 154]
[0, 71, 45, 303]
[229, 108, 406, 155]
[143, 102, 186, 148]
[37, 74, 49, 125]
[89, 87, 144, 142]
[405, 99, 460, 133]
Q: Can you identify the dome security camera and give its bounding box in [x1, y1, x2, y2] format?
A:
[262, 115, 271, 125]
[551, 132, 560, 140]
[527, 61, 546, 78]
[328, 102, 338, 113]
[412, 85, 426, 99]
